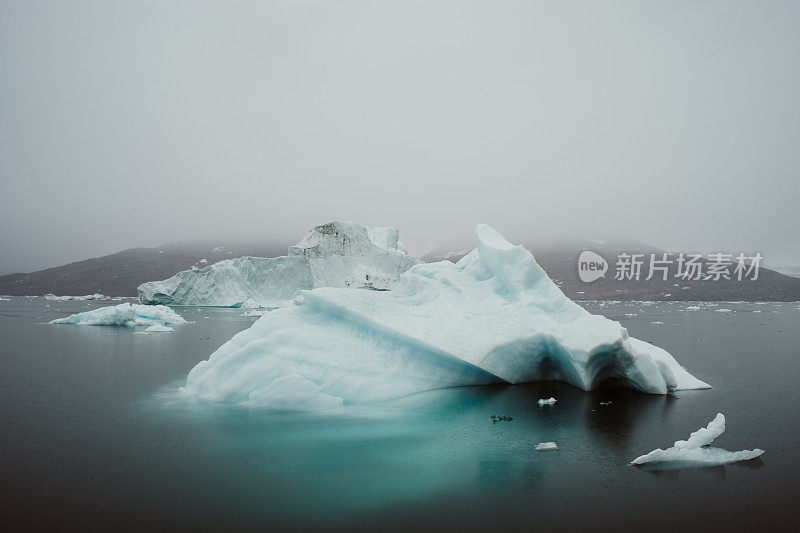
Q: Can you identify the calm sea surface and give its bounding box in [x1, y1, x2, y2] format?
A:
[1, 297, 798, 531]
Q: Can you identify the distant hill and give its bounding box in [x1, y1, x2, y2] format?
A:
[773, 266, 800, 279]
[0, 239, 288, 297]
[424, 238, 800, 302]
[3, 235, 799, 301]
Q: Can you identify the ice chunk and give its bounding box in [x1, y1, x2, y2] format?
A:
[538, 397, 557, 406]
[536, 442, 558, 451]
[50, 303, 186, 327]
[145, 324, 174, 332]
[714, 308, 733, 313]
[183, 225, 709, 410]
[138, 221, 418, 307]
[44, 293, 108, 301]
[631, 413, 764, 467]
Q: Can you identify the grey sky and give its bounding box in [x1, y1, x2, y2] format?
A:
[2, 0, 799, 274]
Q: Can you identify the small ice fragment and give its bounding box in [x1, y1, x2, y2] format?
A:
[538, 397, 557, 406]
[715, 308, 733, 313]
[536, 442, 557, 451]
[600, 401, 612, 406]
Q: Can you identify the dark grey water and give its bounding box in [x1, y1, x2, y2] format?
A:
[1, 297, 798, 532]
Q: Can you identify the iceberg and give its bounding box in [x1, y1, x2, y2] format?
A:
[538, 397, 557, 406]
[631, 413, 764, 467]
[536, 442, 558, 451]
[50, 303, 186, 327]
[183, 224, 709, 410]
[138, 221, 418, 307]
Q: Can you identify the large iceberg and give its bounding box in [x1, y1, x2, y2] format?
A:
[50, 303, 186, 327]
[183, 225, 709, 410]
[138, 221, 418, 307]
[631, 414, 764, 467]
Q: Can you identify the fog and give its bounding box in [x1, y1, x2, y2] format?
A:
[2, 1, 799, 274]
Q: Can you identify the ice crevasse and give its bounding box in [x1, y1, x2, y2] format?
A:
[183, 224, 710, 409]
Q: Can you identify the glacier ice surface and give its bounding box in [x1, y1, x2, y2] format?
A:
[183, 224, 710, 410]
[631, 413, 764, 467]
[50, 303, 186, 327]
[138, 221, 418, 307]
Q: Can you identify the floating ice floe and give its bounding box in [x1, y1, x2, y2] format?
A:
[536, 442, 558, 451]
[182, 225, 710, 411]
[138, 221, 418, 308]
[50, 303, 186, 328]
[714, 308, 733, 313]
[44, 293, 108, 301]
[538, 397, 557, 406]
[631, 413, 764, 467]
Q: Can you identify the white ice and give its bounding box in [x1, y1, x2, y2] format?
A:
[631, 413, 764, 466]
[145, 324, 175, 332]
[137, 221, 418, 307]
[538, 397, 557, 406]
[536, 442, 558, 451]
[183, 224, 709, 411]
[44, 293, 108, 301]
[50, 303, 186, 328]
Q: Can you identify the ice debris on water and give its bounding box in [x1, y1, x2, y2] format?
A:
[631, 413, 764, 467]
[44, 293, 108, 301]
[536, 442, 558, 451]
[50, 303, 186, 328]
[538, 397, 557, 406]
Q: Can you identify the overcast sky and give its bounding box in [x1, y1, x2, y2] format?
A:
[1, 0, 799, 274]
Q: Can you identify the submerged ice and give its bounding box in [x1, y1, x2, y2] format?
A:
[50, 303, 186, 328]
[631, 413, 764, 467]
[138, 221, 418, 307]
[183, 225, 709, 410]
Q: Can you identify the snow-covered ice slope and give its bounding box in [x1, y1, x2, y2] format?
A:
[184, 224, 709, 410]
[138, 221, 418, 307]
[50, 303, 186, 327]
[631, 414, 764, 466]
